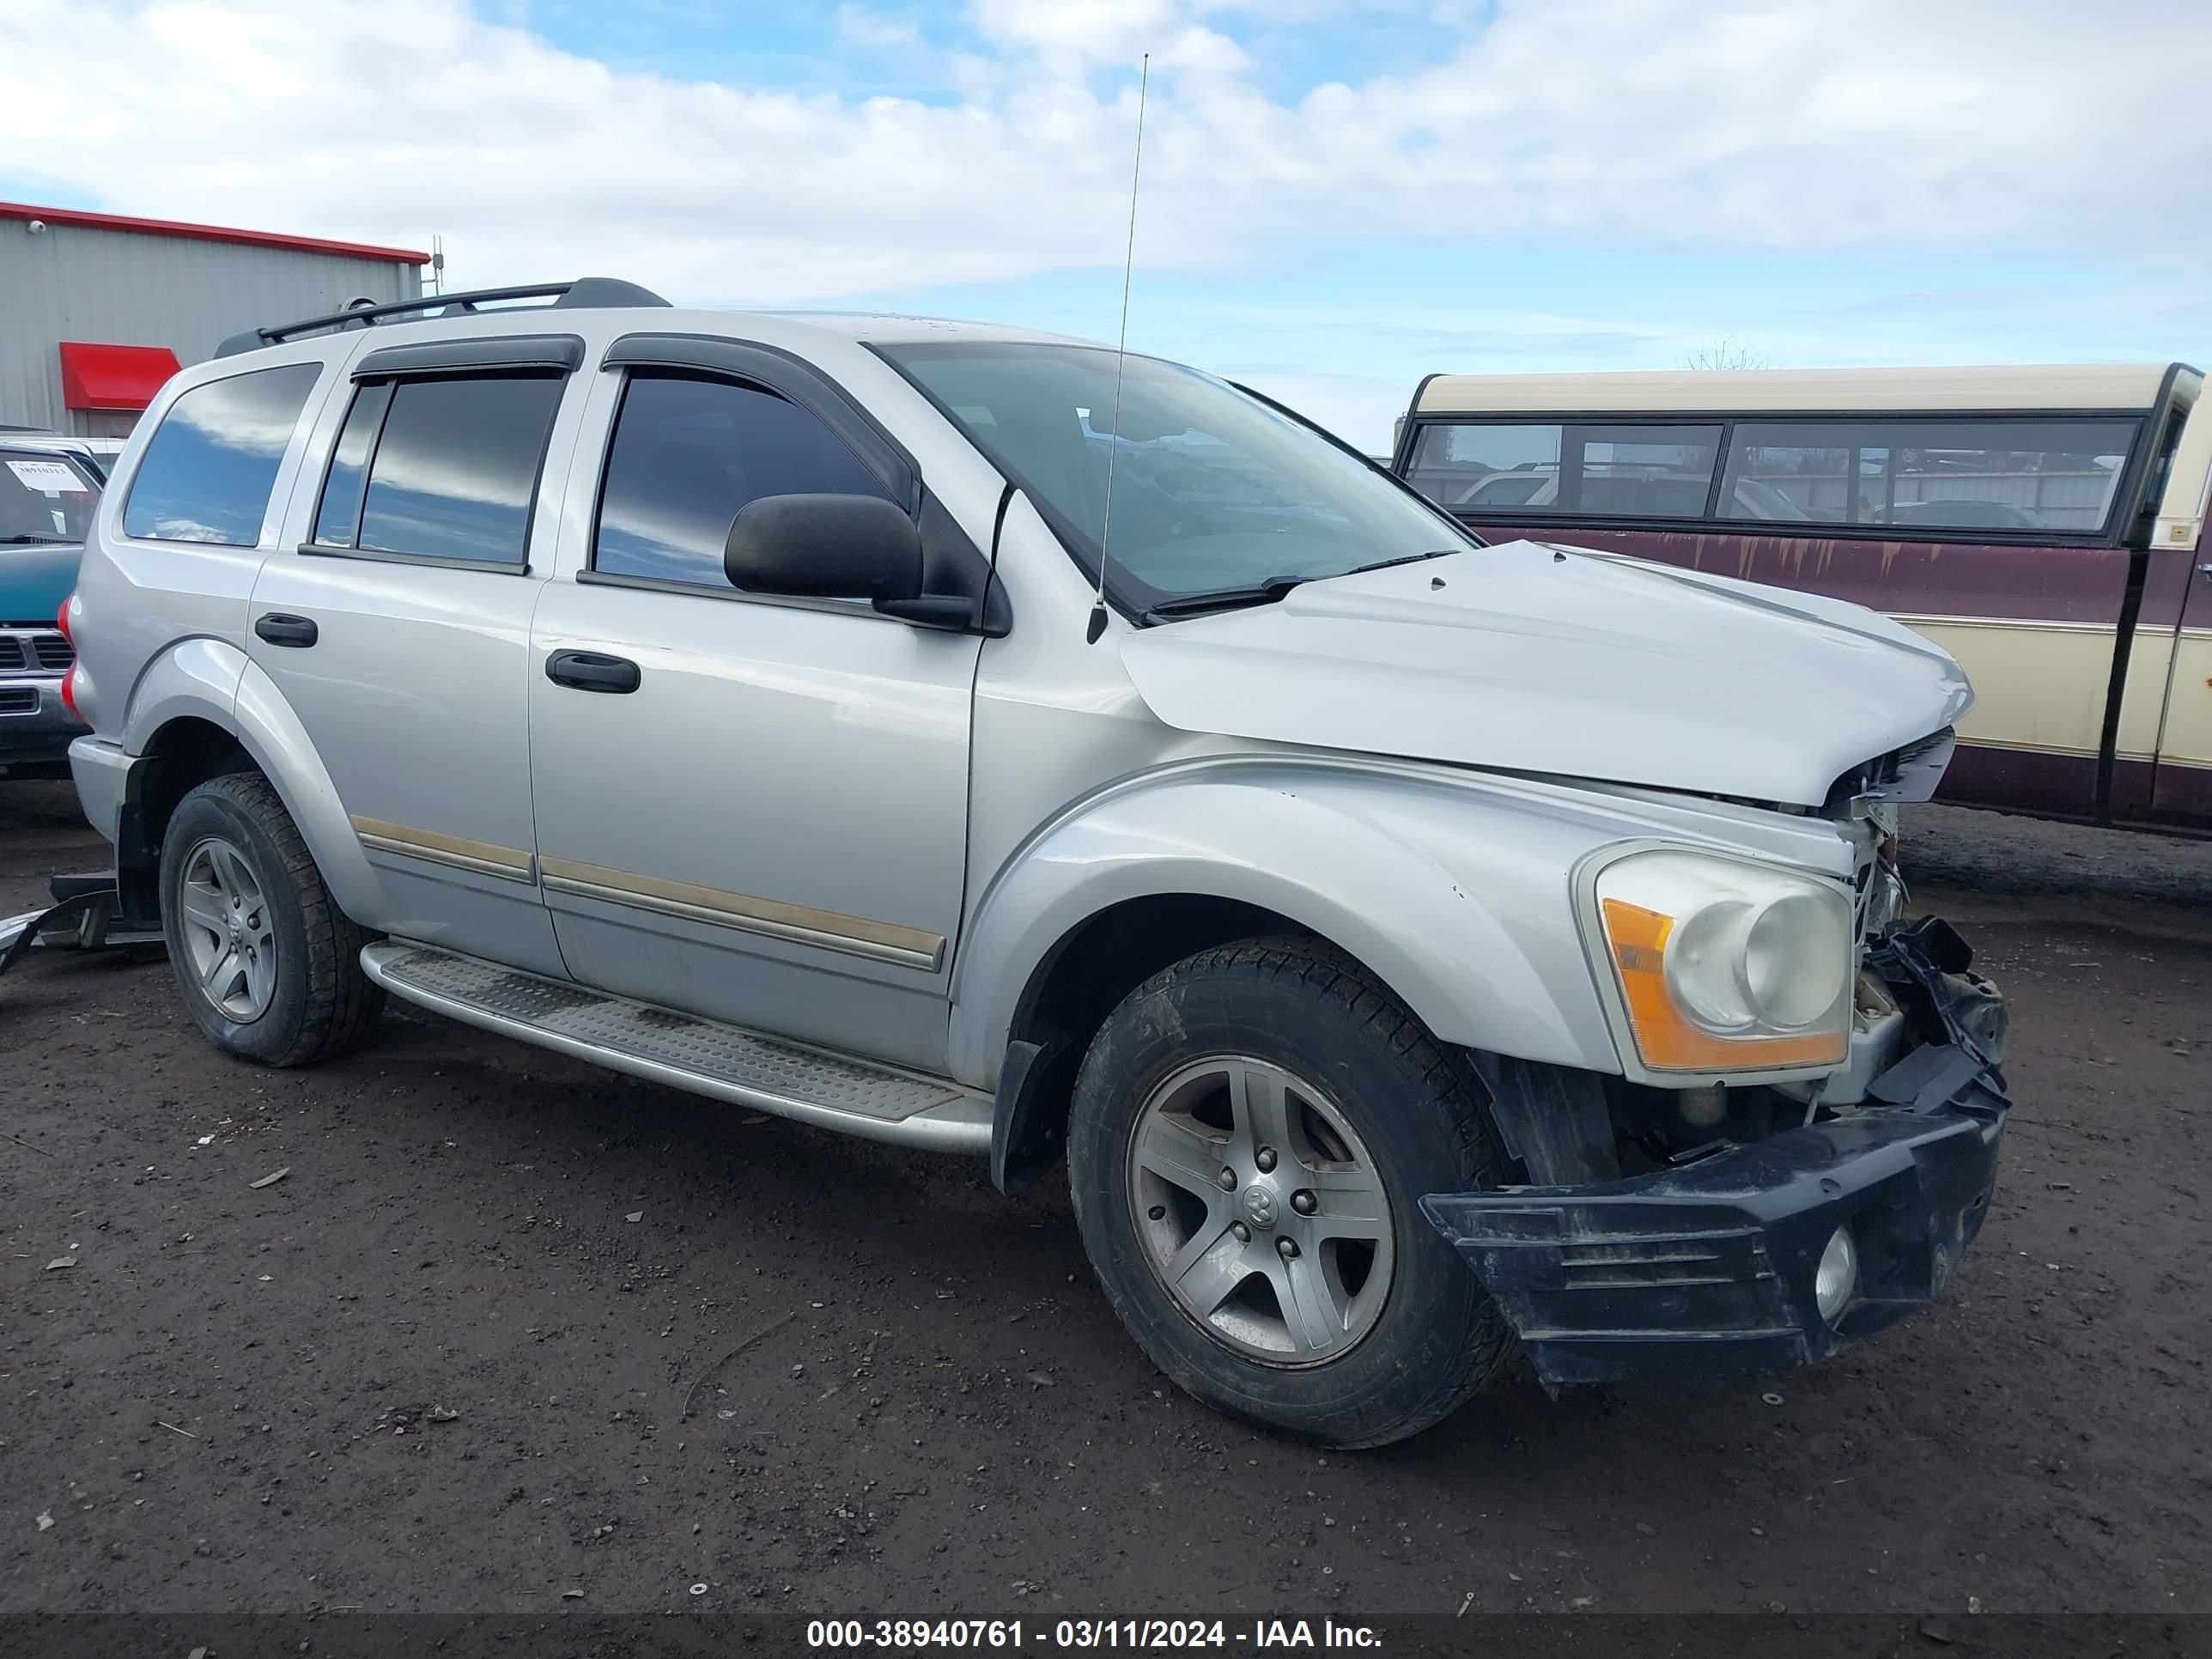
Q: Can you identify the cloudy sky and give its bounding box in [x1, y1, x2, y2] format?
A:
[4, 0, 2208, 447]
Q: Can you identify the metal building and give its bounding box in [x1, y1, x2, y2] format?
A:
[1, 202, 425, 441]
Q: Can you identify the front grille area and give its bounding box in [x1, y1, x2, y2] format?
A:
[0, 686, 38, 714]
[0, 631, 73, 673]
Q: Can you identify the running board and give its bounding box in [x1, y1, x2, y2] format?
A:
[360, 942, 991, 1154]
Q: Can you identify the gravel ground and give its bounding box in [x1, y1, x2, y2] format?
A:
[3, 781, 2206, 1632]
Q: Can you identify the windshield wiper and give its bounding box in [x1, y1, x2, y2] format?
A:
[1141, 546, 1474, 623]
[1141, 574, 1310, 622]
[1341, 549, 1464, 576]
[0, 534, 76, 545]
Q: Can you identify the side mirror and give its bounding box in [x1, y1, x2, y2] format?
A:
[724, 493, 923, 604]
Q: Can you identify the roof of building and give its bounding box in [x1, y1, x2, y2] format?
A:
[1414, 362, 2202, 416]
[0, 200, 427, 266]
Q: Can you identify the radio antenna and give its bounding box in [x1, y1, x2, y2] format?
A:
[1086, 52, 1150, 646]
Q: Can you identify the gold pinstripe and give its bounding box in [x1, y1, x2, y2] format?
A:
[538, 855, 945, 972]
[350, 816, 534, 882]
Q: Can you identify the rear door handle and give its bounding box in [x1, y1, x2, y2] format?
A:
[544, 649, 641, 694]
[254, 613, 319, 647]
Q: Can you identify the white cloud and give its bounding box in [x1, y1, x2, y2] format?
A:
[836, 4, 919, 49]
[968, 0, 1250, 79]
[1, 0, 2205, 398]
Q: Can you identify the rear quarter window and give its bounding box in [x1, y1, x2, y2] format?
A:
[123, 363, 321, 546]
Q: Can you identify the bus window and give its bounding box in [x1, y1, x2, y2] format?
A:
[1405, 422, 1560, 507]
[1407, 422, 1720, 518]
[1718, 419, 2136, 534]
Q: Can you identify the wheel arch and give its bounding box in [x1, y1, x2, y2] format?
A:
[951, 761, 1624, 1193]
[113, 641, 381, 924]
[113, 714, 257, 908]
[985, 892, 1323, 1192]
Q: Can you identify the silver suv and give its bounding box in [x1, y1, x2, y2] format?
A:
[59, 279, 2011, 1446]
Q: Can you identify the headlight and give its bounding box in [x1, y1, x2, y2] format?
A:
[1589, 848, 1853, 1074]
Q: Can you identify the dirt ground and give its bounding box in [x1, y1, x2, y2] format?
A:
[3, 780, 2207, 1633]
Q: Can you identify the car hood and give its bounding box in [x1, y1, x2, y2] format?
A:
[1118, 539, 1972, 807]
[0, 542, 81, 626]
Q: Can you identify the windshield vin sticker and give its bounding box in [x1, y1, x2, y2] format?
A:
[5, 459, 84, 495]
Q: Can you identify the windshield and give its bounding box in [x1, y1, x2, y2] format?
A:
[0, 449, 100, 544]
[874, 342, 1479, 616]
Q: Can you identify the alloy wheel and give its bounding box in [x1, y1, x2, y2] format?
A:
[179, 835, 277, 1023]
[1125, 1055, 1395, 1365]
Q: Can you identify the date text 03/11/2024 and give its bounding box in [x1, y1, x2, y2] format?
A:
[805, 1619, 1384, 1649]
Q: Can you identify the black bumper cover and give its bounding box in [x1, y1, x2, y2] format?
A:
[1420, 917, 2010, 1388]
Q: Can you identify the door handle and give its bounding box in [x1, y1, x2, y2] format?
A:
[254, 613, 319, 648]
[544, 649, 641, 694]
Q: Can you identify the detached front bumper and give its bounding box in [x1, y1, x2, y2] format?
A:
[1421, 917, 2009, 1388]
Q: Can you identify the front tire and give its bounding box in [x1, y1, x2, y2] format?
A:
[1067, 937, 1515, 1448]
[160, 772, 383, 1066]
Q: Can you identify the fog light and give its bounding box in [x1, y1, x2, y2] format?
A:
[1814, 1224, 1858, 1323]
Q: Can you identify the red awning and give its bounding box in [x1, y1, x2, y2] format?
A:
[58, 342, 182, 411]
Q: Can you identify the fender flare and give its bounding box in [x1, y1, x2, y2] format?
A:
[120, 635, 251, 758]
[947, 757, 1626, 1097]
[122, 640, 383, 922]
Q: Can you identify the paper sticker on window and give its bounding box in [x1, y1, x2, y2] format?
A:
[5, 459, 83, 495]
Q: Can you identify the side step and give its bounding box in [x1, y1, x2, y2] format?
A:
[361, 942, 992, 1154]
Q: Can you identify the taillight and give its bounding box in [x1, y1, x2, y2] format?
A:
[53, 597, 87, 720]
[57, 593, 82, 719]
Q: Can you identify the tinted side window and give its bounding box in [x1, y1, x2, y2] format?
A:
[352, 375, 563, 566]
[310, 380, 394, 548]
[594, 373, 893, 586]
[1720, 418, 2138, 533]
[1407, 422, 1720, 518]
[123, 364, 320, 545]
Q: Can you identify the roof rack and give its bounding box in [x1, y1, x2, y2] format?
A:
[214, 277, 671, 358]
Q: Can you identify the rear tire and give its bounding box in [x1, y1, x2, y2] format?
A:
[1066, 936, 1515, 1448]
[159, 772, 383, 1066]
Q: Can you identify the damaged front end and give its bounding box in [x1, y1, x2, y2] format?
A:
[1423, 902, 2010, 1389]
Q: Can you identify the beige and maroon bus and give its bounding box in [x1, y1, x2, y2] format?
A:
[1391, 363, 2212, 830]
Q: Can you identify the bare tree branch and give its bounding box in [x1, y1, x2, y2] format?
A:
[1680, 334, 1773, 371]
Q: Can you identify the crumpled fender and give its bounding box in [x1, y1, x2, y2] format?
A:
[946, 756, 1632, 1091]
[120, 639, 382, 923]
